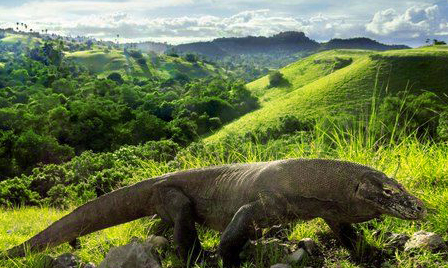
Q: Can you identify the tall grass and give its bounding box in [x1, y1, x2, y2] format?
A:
[1, 90, 448, 267]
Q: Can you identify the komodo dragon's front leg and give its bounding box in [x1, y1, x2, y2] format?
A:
[219, 194, 287, 268]
[152, 187, 202, 265]
[325, 219, 376, 261]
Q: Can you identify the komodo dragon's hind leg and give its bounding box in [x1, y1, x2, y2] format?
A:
[219, 195, 287, 268]
[153, 187, 202, 265]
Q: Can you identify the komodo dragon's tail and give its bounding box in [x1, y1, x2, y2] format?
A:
[5, 178, 159, 258]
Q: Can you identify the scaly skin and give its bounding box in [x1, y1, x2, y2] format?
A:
[4, 159, 426, 267]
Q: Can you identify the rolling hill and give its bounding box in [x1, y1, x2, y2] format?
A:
[172, 31, 409, 59]
[0, 32, 225, 81]
[206, 45, 448, 142]
[65, 49, 223, 80]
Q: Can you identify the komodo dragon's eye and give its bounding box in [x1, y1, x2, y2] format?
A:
[382, 185, 400, 197]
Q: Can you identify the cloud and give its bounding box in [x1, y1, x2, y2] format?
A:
[366, 1, 448, 43]
[0, 0, 446, 46]
[0, 0, 194, 21]
[15, 9, 362, 44]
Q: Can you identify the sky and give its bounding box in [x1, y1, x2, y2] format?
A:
[0, 0, 447, 46]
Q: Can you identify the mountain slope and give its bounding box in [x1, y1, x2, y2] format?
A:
[172, 32, 408, 59]
[0, 32, 224, 81]
[65, 48, 224, 80]
[321, 38, 409, 51]
[206, 46, 448, 142]
[173, 31, 320, 59]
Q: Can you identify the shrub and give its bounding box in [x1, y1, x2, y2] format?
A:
[0, 176, 40, 206]
[107, 72, 124, 85]
[185, 53, 197, 62]
[136, 58, 147, 66]
[268, 70, 287, 88]
[278, 115, 313, 133]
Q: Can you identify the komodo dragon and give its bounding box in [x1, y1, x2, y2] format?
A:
[4, 159, 426, 267]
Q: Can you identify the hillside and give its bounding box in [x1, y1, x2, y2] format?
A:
[321, 37, 409, 51]
[65, 49, 223, 80]
[173, 31, 320, 59]
[0, 32, 224, 81]
[172, 31, 408, 59]
[206, 46, 448, 141]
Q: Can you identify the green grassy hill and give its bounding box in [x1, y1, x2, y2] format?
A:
[0, 33, 223, 81]
[0, 33, 40, 46]
[66, 49, 224, 80]
[206, 46, 448, 141]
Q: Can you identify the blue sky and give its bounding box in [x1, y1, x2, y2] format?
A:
[0, 0, 446, 46]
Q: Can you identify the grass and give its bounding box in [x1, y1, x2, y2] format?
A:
[66, 49, 224, 81]
[246, 49, 373, 104]
[1, 33, 448, 266]
[206, 46, 448, 142]
[1, 126, 448, 267]
[0, 34, 40, 46]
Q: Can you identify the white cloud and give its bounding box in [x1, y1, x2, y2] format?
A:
[0, 0, 194, 21]
[366, 1, 448, 43]
[0, 0, 446, 46]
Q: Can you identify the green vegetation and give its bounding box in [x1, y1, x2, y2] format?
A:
[66, 48, 225, 81]
[208, 47, 448, 142]
[0, 33, 258, 181]
[1, 125, 448, 267]
[1, 30, 448, 267]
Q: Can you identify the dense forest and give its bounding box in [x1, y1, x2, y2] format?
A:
[0, 37, 258, 182]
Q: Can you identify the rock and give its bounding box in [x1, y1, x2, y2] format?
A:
[129, 236, 143, 243]
[287, 248, 308, 264]
[297, 238, 320, 255]
[52, 253, 83, 268]
[98, 241, 162, 268]
[264, 225, 288, 240]
[6, 230, 12, 234]
[385, 233, 410, 250]
[146, 235, 169, 250]
[404, 231, 446, 252]
[84, 263, 97, 268]
[270, 264, 291, 268]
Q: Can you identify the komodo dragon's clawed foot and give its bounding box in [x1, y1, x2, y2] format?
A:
[69, 238, 81, 250]
[324, 220, 380, 263]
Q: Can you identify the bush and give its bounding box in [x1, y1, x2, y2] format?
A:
[107, 72, 124, 85]
[278, 115, 313, 133]
[0, 140, 180, 206]
[136, 58, 147, 66]
[185, 53, 198, 62]
[0, 176, 40, 206]
[13, 130, 75, 172]
[268, 70, 287, 88]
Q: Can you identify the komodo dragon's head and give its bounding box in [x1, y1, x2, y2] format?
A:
[355, 170, 426, 220]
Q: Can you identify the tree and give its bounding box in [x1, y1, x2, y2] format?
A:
[433, 39, 447, 45]
[185, 53, 198, 62]
[268, 70, 286, 88]
[13, 130, 74, 172]
[11, 69, 29, 83]
[107, 72, 124, 85]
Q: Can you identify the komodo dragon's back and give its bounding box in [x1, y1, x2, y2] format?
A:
[4, 158, 426, 268]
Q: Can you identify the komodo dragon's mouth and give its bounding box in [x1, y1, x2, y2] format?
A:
[386, 196, 427, 220]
